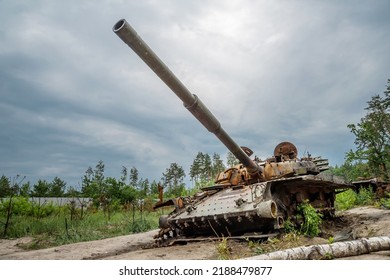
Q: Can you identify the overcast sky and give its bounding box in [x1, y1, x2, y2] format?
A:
[1, 0, 389, 189]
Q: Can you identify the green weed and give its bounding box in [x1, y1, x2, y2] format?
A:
[335, 189, 357, 210]
[297, 201, 323, 237]
[335, 187, 377, 210]
[356, 187, 375, 205]
[216, 237, 231, 260]
[379, 194, 390, 209]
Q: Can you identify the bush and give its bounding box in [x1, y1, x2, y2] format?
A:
[31, 202, 56, 218]
[379, 193, 390, 209]
[355, 186, 375, 205]
[335, 189, 357, 210]
[335, 187, 376, 210]
[283, 218, 298, 234]
[0, 197, 57, 218]
[297, 201, 323, 237]
[0, 197, 31, 215]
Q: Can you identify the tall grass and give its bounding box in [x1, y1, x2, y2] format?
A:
[0, 197, 165, 249]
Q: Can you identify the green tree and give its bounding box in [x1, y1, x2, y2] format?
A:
[328, 163, 370, 182]
[162, 163, 186, 197]
[227, 151, 239, 167]
[104, 177, 121, 199]
[212, 153, 225, 179]
[129, 167, 139, 188]
[138, 178, 150, 198]
[65, 186, 81, 197]
[31, 179, 50, 197]
[149, 180, 160, 198]
[347, 79, 390, 180]
[189, 152, 202, 183]
[120, 185, 137, 205]
[0, 175, 26, 197]
[120, 166, 128, 183]
[202, 153, 212, 181]
[48, 177, 66, 197]
[81, 160, 106, 199]
[97, 177, 120, 219]
[189, 152, 213, 186]
[93, 160, 105, 185]
[81, 166, 94, 197]
[19, 182, 30, 197]
[0, 175, 11, 198]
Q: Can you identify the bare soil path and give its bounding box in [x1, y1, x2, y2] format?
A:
[1, 206, 389, 260]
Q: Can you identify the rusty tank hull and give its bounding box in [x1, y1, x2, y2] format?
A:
[113, 19, 351, 243]
[154, 164, 348, 242]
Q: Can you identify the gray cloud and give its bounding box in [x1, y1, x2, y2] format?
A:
[1, 0, 390, 188]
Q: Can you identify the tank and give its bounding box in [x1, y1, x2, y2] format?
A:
[352, 178, 390, 198]
[113, 19, 351, 243]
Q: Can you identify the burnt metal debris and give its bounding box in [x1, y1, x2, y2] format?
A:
[352, 178, 390, 198]
[113, 19, 353, 245]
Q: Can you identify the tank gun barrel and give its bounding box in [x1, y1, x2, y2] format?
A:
[113, 19, 260, 174]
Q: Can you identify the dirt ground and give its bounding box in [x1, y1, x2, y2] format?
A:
[1, 206, 389, 260]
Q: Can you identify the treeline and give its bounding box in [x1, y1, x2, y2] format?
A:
[0, 151, 240, 206]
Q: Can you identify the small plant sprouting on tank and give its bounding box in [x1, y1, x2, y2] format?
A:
[297, 200, 323, 237]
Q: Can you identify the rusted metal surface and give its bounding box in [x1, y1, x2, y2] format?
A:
[273, 141, 298, 159]
[352, 178, 390, 197]
[113, 18, 352, 246]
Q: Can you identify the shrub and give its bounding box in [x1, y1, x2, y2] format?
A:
[335, 189, 357, 210]
[283, 218, 298, 234]
[0, 196, 31, 215]
[335, 186, 376, 210]
[31, 201, 56, 218]
[355, 186, 375, 205]
[297, 201, 323, 237]
[379, 193, 390, 209]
